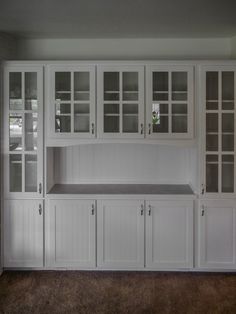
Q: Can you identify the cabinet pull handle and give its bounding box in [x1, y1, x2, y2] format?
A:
[201, 184, 205, 195]
[39, 183, 42, 194]
[39, 204, 42, 215]
[140, 204, 144, 216]
[148, 205, 151, 216]
[148, 123, 151, 135]
[201, 205, 205, 217]
[91, 123, 95, 134]
[91, 204, 95, 215]
[140, 123, 144, 135]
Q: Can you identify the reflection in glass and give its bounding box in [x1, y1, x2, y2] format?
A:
[10, 154, 22, 192]
[123, 72, 138, 100]
[55, 116, 71, 133]
[25, 113, 37, 151]
[104, 72, 119, 100]
[222, 155, 234, 193]
[9, 72, 22, 110]
[55, 72, 71, 101]
[104, 103, 119, 133]
[172, 72, 187, 101]
[74, 72, 90, 101]
[55, 102, 71, 115]
[206, 155, 218, 193]
[25, 155, 37, 192]
[152, 103, 168, 133]
[25, 72, 37, 110]
[74, 102, 90, 133]
[153, 72, 168, 101]
[123, 103, 138, 133]
[9, 114, 22, 151]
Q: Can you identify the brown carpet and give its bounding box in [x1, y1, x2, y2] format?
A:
[0, 271, 236, 314]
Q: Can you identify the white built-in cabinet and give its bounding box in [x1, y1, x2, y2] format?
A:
[46, 200, 96, 268]
[146, 200, 193, 269]
[199, 200, 236, 269]
[4, 200, 44, 267]
[3, 66, 43, 198]
[47, 65, 96, 139]
[97, 65, 145, 138]
[97, 200, 145, 269]
[146, 65, 194, 138]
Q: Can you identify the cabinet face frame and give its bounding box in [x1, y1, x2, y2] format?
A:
[198, 199, 236, 269]
[146, 65, 194, 139]
[146, 200, 193, 269]
[3, 66, 44, 199]
[200, 66, 236, 198]
[97, 65, 145, 139]
[97, 199, 145, 269]
[46, 65, 96, 140]
[45, 199, 96, 268]
[4, 199, 44, 268]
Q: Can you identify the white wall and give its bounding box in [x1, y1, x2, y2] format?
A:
[17, 38, 232, 60]
[53, 144, 194, 186]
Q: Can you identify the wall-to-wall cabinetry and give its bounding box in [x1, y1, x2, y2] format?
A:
[1, 61, 236, 271]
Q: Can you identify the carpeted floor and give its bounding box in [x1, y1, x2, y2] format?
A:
[0, 271, 236, 314]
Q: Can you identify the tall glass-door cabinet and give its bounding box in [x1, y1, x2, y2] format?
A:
[201, 66, 236, 196]
[97, 66, 144, 138]
[47, 65, 96, 139]
[146, 65, 194, 139]
[4, 66, 43, 198]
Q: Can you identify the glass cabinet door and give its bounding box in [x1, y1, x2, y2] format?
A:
[5, 67, 43, 197]
[50, 66, 95, 138]
[146, 66, 193, 138]
[99, 66, 144, 138]
[204, 69, 235, 195]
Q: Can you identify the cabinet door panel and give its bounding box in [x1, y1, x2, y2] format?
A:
[4, 200, 44, 267]
[146, 200, 193, 269]
[199, 200, 236, 269]
[97, 200, 144, 269]
[47, 200, 96, 268]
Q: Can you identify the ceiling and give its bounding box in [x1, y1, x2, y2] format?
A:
[0, 0, 236, 39]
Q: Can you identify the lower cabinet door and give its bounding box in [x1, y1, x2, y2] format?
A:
[146, 200, 193, 269]
[199, 200, 236, 269]
[47, 199, 96, 268]
[4, 200, 44, 267]
[97, 200, 145, 269]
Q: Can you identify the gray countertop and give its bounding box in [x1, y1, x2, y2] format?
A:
[48, 184, 194, 195]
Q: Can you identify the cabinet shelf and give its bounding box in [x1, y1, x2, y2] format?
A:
[104, 113, 120, 116]
[74, 113, 90, 116]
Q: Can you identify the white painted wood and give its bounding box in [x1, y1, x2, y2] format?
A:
[97, 65, 144, 139]
[52, 144, 191, 185]
[146, 200, 193, 269]
[46, 199, 96, 268]
[199, 65, 236, 198]
[146, 65, 194, 139]
[46, 65, 96, 141]
[97, 199, 144, 269]
[199, 199, 236, 269]
[3, 65, 44, 199]
[4, 200, 44, 267]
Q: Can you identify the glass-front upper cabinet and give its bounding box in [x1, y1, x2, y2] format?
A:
[201, 66, 236, 196]
[97, 66, 144, 138]
[47, 65, 95, 140]
[4, 66, 43, 198]
[146, 65, 194, 139]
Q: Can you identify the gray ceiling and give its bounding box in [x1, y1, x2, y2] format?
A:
[0, 0, 236, 38]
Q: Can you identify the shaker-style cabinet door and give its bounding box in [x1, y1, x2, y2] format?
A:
[146, 200, 193, 269]
[200, 67, 236, 197]
[97, 200, 145, 269]
[4, 66, 43, 198]
[199, 200, 236, 269]
[46, 65, 96, 140]
[4, 200, 44, 267]
[97, 65, 145, 138]
[46, 199, 96, 268]
[146, 65, 194, 139]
